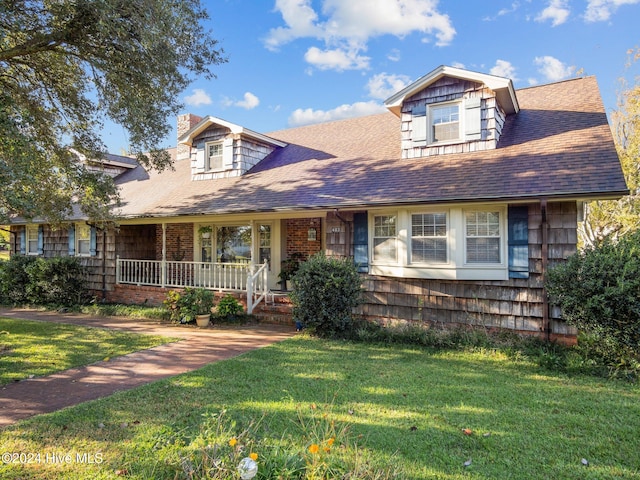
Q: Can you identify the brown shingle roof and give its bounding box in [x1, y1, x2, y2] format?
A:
[114, 76, 627, 219]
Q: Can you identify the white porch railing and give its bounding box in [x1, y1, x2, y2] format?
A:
[116, 257, 270, 314]
[247, 260, 269, 315]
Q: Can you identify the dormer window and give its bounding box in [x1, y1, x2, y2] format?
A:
[206, 142, 224, 171]
[430, 103, 460, 143]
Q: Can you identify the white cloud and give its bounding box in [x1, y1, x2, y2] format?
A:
[265, 0, 456, 72]
[584, 0, 640, 22]
[222, 92, 260, 110]
[387, 48, 401, 62]
[304, 46, 370, 71]
[489, 60, 518, 80]
[288, 101, 387, 127]
[184, 88, 212, 107]
[366, 73, 412, 100]
[536, 0, 570, 26]
[534, 56, 575, 81]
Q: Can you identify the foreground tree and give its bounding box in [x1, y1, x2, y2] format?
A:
[0, 0, 225, 224]
[579, 48, 640, 246]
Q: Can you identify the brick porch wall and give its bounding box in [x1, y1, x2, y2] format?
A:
[286, 218, 322, 259]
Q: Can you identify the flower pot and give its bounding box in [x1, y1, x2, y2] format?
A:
[195, 314, 210, 327]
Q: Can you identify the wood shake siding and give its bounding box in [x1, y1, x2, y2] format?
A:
[401, 77, 506, 159]
[328, 203, 578, 339]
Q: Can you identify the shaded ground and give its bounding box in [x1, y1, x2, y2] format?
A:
[0, 307, 295, 427]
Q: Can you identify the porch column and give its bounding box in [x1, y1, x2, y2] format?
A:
[161, 222, 167, 288]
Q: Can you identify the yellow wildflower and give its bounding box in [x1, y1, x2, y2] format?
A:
[308, 444, 319, 454]
[327, 437, 335, 446]
[249, 452, 258, 461]
[229, 438, 238, 447]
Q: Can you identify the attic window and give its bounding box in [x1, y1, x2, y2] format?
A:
[206, 142, 224, 171]
[431, 104, 459, 142]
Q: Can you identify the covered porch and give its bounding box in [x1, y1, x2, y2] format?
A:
[111, 215, 325, 313]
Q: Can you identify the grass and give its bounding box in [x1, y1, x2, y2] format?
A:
[1, 334, 639, 479]
[0, 317, 177, 385]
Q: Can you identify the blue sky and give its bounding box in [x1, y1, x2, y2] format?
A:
[103, 0, 640, 154]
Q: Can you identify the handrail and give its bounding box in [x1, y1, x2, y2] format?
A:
[247, 260, 269, 314]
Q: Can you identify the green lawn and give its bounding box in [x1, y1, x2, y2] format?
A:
[0, 335, 639, 479]
[0, 317, 177, 385]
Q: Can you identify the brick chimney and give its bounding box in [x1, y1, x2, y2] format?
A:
[176, 113, 203, 161]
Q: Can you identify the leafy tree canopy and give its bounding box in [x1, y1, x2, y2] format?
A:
[0, 0, 226, 224]
[580, 48, 640, 246]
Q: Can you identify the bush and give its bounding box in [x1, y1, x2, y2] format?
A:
[289, 254, 363, 338]
[215, 294, 244, 319]
[546, 231, 640, 372]
[0, 255, 38, 304]
[163, 288, 215, 324]
[0, 255, 89, 306]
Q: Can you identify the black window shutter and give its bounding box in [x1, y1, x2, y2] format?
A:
[353, 213, 369, 273]
[508, 206, 529, 279]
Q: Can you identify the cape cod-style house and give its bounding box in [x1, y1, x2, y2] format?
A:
[9, 66, 628, 341]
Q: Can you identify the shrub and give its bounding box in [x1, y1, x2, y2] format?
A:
[0, 255, 38, 304]
[163, 288, 215, 324]
[546, 231, 640, 372]
[24, 257, 90, 306]
[216, 294, 244, 319]
[289, 253, 363, 338]
[0, 255, 89, 306]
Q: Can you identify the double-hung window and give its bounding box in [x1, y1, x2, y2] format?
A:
[465, 211, 501, 264]
[373, 215, 397, 262]
[26, 226, 39, 255]
[206, 142, 224, 171]
[76, 224, 91, 256]
[430, 103, 460, 143]
[411, 213, 447, 263]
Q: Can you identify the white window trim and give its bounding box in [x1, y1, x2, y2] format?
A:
[409, 210, 450, 265]
[427, 100, 463, 146]
[368, 205, 508, 281]
[205, 141, 224, 172]
[463, 208, 505, 266]
[26, 225, 39, 256]
[371, 213, 399, 264]
[75, 224, 91, 257]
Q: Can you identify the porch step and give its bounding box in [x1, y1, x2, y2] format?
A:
[252, 292, 294, 325]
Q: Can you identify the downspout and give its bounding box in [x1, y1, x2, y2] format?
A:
[102, 228, 107, 301]
[540, 199, 550, 341]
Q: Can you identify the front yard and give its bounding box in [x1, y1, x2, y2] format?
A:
[1, 334, 639, 479]
[0, 317, 175, 385]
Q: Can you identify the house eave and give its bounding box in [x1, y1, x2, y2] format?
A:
[384, 65, 520, 117]
[177, 116, 287, 148]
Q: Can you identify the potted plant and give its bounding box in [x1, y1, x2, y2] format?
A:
[180, 287, 215, 327]
[278, 252, 305, 291]
[198, 225, 212, 239]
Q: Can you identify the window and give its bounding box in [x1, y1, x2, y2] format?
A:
[76, 224, 91, 256]
[373, 215, 397, 262]
[216, 225, 251, 263]
[465, 211, 501, 263]
[430, 103, 460, 143]
[206, 142, 224, 171]
[411, 213, 447, 263]
[258, 224, 271, 267]
[26, 226, 39, 255]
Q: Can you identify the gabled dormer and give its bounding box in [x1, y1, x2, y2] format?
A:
[384, 66, 519, 159]
[177, 114, 287, 180]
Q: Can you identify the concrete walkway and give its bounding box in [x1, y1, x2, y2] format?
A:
[0, 307, 295, 427]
